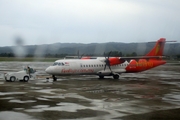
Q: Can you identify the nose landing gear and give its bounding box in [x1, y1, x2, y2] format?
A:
[52, 75, 57, 81]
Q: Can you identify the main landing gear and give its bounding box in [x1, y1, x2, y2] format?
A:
[102, 51, 121, 80]
[46, 75, 57, 82]
[99, 75, 104, 79]
[98, 74, 120, 80]
[113, 74, 119, 79]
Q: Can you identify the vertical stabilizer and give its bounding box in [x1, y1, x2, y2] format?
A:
[146, 38, 166, 56]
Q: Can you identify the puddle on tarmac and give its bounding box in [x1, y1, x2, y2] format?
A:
[0, 111, 38, 120]
[163, 92, 180, 105]
[25, 102, 88, 112]
[32, 105, 50, 108]
[30, 87, 43, 90]
[0, 81, 4, 84]
[9, 99, 36, 103]
[0, 97, 14, 100]
[0, 92, 26, 96]
[14, 108, 25, 110]
[36, 97, 50, 101]
[36, 89, 66, 94]
[35, 82, 54, 85]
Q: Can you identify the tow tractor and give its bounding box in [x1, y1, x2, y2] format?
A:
[4, 67, 37, 82]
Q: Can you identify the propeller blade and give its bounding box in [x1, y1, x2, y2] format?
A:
[103, 51, 112, 72]
[108, 51, 112, 59]
[104, 52, 107, 59]
[108, 65, 112, 72]
[104, 64, 106, 71]
[80, 53, 84, 59]
[77, 50, 79, 59]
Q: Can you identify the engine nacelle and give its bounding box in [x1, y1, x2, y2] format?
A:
[81, 56, 91, 59]
[109, 57, 125, 66]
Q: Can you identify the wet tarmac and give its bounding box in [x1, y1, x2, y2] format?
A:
[0, 62, 180, 120]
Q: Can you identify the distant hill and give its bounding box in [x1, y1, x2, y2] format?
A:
[0, 42, 179, 56]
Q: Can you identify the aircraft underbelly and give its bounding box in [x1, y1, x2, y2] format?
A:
[60, 69, 95, 75]
[97, 68, 126, 75]
[113, 69, 126, 73]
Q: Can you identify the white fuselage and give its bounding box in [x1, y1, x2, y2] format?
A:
[45, 57, 129, 76]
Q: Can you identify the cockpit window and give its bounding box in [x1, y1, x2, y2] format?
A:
[53, 62, 58, 66]
[58, 62, 64, 66]
[53, 62, 65, 66]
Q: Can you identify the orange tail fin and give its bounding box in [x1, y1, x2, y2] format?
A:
[146, 38, 166, 56]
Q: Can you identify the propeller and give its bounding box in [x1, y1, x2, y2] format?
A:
[77, 50, 84, 59]
[80, 53, 84, 59]
[77, 50, 80, 59]
[104, 51, 112, 72]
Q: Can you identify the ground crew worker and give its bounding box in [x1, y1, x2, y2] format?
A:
[27, 66, 31, 78]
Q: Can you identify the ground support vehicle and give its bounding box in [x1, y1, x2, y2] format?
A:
[4, 68, 36, 82]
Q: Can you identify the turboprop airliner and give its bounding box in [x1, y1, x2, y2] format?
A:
[45, 38, 168, 80]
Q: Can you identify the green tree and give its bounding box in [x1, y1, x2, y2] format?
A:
[131, 52, 137, 56]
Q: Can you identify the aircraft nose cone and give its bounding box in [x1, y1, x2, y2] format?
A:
[45, 67, 52, 74]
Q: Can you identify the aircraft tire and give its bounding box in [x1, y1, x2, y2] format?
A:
[10, 76, 16, 82]
[99, 75, 104, 79]
[113, 75, 119, 79]
[23, 76, 29, 82]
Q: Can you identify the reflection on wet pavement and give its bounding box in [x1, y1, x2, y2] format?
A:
[0, 111, 38, 120]
[0, 62, 180, 120]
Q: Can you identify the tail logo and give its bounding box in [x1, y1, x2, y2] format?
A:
[146, 38, 165, 56]
[155, 44, 160, 55]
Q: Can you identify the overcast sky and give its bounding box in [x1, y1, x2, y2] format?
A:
[0, 0, 180, 46]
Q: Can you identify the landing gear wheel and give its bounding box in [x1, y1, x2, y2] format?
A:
[99, 75, 104, 79]
[23, 76, 29, 82]
[10, 76, 16, 82]
[113, 75, 119, 79]
[52, 75, 57, 81]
